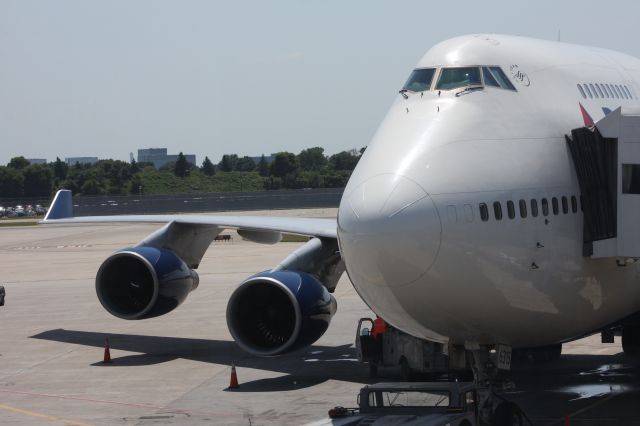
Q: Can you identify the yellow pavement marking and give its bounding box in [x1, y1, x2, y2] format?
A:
[0, 403, 94, 426]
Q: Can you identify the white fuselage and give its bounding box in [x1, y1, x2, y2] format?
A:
[337, 34, 640, 348]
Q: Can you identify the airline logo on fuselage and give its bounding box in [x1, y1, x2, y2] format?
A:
[509, 64, 530, 87]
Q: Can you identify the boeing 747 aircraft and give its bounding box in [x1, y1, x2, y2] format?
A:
[43, 34, 640, 424]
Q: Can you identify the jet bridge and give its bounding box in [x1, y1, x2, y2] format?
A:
[567, 107, 640, 258]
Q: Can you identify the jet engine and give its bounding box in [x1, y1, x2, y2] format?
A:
[96, 247, 199, 320]
[226, 271, 337, 356]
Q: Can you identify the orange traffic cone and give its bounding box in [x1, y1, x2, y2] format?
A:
[227, 364, 239, 389]
[103, 337, 112, 364]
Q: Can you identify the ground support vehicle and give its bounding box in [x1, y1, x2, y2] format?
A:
[356, 317, 451, 380]
[321, 381, 479, 426]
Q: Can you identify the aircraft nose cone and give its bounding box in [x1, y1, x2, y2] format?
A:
[338, 174, 441, 288]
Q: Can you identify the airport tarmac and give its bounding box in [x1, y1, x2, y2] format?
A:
[0, 209, 639, 425]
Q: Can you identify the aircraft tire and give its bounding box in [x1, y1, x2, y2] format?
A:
[622, 326, 640, 357]
[493, 401, 523, 426]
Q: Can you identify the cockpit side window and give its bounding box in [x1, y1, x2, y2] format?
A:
[436, 67, 481, 91]
[403, 68, 436, 92]
[482, 67, 500, 87]
[488, 67, 516, 91]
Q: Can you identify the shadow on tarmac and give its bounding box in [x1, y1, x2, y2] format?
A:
[29, 330, 640, 420]
[31, 329, 375, 391]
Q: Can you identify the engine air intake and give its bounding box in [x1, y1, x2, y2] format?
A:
[96, 247, 198, 320]
[226, 271, 336, 356]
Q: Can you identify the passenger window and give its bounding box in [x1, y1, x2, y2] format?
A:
[552, 197, 559, 215]
[619, 85, 627, 99]
[493, 201, 503, 220]
[571, 196, 578, 213]
[609, 84, 619, 99]
[479, 203, 489, 222]
[436, 67, 481, 91]
[584, 84, 593, 98]
[589, 84, 599, 98]
[402, 68, 436, 92]
[595, 84, 604, 98]
[464, 204, 474, 222]
[604, 84, 614, 98]
[489, 67, 516, 90]
[530, 199, 538, 217]
[615, 85, 623, 98]
[519, 199, 527, 218]
[482, 67, 500, 87]
[577, 84, 586, 98]
[447, 205, 458, 223]
[542, 198, 549, 216]
[506, 201, 515, 219]
[621, 85, 629, 99]
[562, 196, 568, 214]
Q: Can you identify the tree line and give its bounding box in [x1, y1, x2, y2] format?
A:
[0, 147, 365, 197]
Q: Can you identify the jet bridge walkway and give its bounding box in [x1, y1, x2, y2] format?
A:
[566, 107, 640, 258]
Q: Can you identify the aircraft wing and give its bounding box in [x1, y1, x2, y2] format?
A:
[40, 190, 338, 269]
[42, 213, 337, 239]
[41, 190, 337, 238]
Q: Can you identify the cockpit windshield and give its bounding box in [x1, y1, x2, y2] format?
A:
[400, 66, 516, 95]
[435, 67, 482, 90]
[486, 66, 516, 90]
[402, 68, 436, 92]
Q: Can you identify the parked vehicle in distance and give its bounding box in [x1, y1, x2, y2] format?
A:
[35, 205, 48, 215]
[0, 206, 5, 217]
[14, 205, 25, 216]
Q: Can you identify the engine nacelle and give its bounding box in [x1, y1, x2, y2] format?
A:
[96, 247, 199, 320]
[226, 271, 337, 356]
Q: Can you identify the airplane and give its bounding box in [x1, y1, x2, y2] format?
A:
[42, 34, 640, 425]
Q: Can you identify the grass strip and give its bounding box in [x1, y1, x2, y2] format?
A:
[0, 221, 38, 227]
[281, 233, 310, 243]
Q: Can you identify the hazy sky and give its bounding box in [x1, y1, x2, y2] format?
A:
[1, 0, 638, 165]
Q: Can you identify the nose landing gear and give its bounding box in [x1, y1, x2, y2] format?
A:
[468, 346, 526, 426]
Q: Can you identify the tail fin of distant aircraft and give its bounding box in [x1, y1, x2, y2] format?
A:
[44, 190, 73, 220]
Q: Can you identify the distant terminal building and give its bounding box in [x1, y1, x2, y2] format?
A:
[137, 148, 196, 169]
[26, 158, 47, 165]
[65, 157, 98, 166]
[249, 153, 276, 164]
